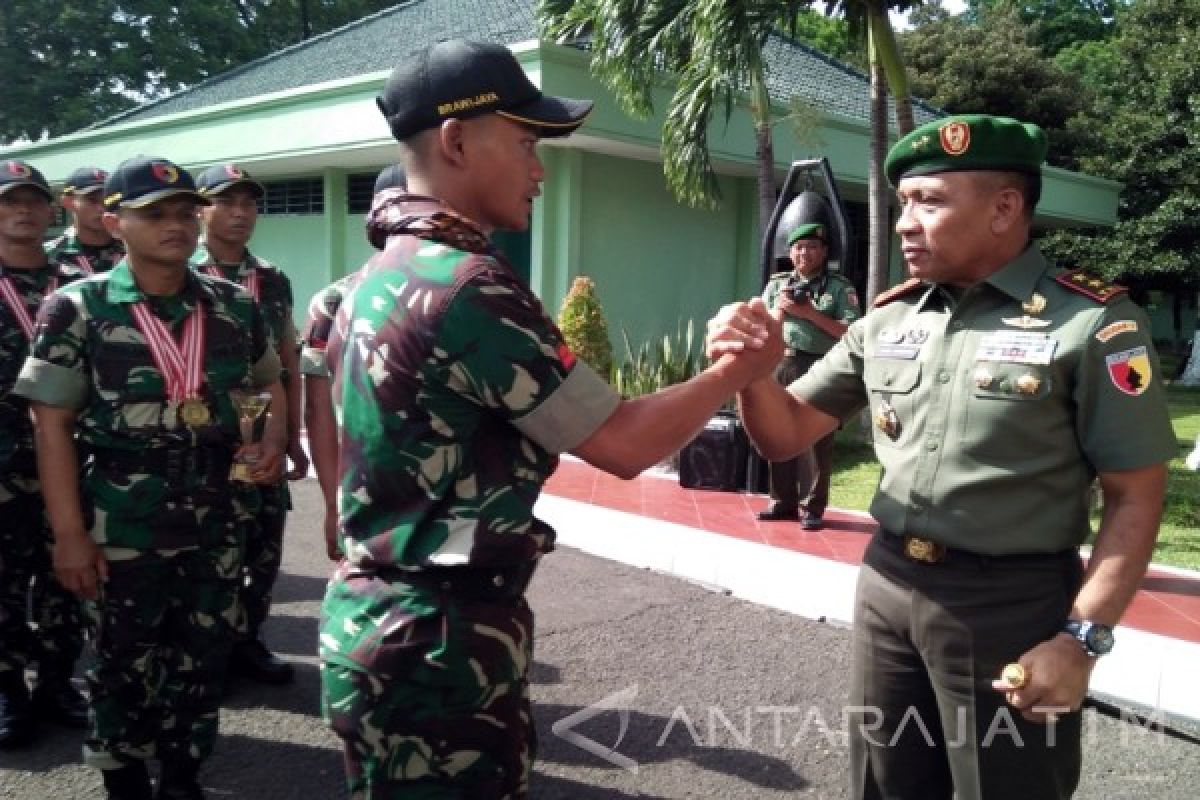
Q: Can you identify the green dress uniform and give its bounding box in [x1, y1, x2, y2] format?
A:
[760, 268, 860, 517]
[14, 261, 280, 771]
[790, 245, 1176, 799]
[0, 257, 86, 726]
[190, 246, 296, 652]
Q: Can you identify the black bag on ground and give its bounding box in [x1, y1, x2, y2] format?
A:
[679, 412, 749, 491]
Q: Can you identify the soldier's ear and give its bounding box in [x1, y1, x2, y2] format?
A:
[990, 186, 1025, 236]
[101, 211, 123, 239]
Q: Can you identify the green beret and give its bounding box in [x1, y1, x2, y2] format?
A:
[884, 114, 1047, 186]
[786, 223, 825, 245]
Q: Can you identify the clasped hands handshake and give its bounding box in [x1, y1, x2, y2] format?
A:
[705, 298, 787, 385]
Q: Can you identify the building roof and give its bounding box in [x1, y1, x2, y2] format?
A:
[96, 0, 939, 130]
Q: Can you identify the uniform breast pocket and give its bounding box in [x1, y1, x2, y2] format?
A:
[91, 341, 163, 399]
[863, 360, 922, 447]
[961, 364, 1056, 459]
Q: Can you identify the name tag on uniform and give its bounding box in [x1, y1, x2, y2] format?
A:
[976, 331, 1058, 365]
[876, 328, 925, 360]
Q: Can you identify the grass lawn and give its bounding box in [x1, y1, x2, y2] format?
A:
[827, 387, 1200, 571]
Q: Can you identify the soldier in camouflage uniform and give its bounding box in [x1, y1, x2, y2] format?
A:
[16, 156, 286, 800]
[757, 223, 860, 529]
[45, 166, 126, 275]
[193, 164, 306, 686]
[0, 159, 88, 749]
[321, 40, 775, 798]
[300, 164, 406, 561]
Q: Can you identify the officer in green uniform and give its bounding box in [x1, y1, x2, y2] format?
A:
[758, 223, 860, 529]
[193, 163, 306, 686]
[706, 114, 1176, 800]
[0, 160, 88, 748]
[45, 166, 125, 275]
[300, 164, 405, 562]
[320, 39, 774, 798]
[16, 156, 286, 800]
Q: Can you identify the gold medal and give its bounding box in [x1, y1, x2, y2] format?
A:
[179, 398, 211, 428]
[1016, 374, 1041, 395]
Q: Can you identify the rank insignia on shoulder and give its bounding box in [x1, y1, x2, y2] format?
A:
[1054, 270, 1127, 304]
[872, 278, 925, 308]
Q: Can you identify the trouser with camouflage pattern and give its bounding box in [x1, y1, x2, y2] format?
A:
[234, 481, 288, 642]
[0, 457, 84, 690]
[322, 598, 535, 799]
[82, 527, 242, 770]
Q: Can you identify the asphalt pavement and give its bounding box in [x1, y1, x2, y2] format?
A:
[2, 479, 1197, 798]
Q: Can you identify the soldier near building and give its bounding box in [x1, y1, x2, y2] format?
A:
[319, 39, 778, 798]
[300, 163, 406, 561]
[707, 115, 1175, 800]
[757, 223, 860, 529]
[45, 166, 125, 275]
[16, 156, 286, 800]
[0, 159, 88, 749]
[193, 163, 306, 686]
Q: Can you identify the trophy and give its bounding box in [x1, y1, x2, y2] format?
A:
[230, 388, 272, 482]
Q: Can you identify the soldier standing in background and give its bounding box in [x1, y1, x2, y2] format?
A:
[0, 160, 88, 749]
[300, 163, 406, 562]
[194, 164, 307, 686]
[17, 156, 286, 800]
[45, 166, 125, 275]
[757, 223, 860, 529]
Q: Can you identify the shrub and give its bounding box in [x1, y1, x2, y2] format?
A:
[611, 319, 700, 398]
[557, 275, 613, 379]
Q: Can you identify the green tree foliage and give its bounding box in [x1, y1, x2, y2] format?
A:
[965, 0, 1124, 57]
[791, 8, 860, 66]
[557, 275, 614, 381]
[1042, 0, 1200, 294]
[0, 1, 396, 143]
[901, 3, 1094, 168]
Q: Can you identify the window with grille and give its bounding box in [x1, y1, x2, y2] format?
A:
[259, 178, 324, 214]
[346, 173, 377, 213]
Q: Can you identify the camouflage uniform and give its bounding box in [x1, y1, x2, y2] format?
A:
[299, 272, 362, 381]
[191, 246, 296, 645]
[14, 260, 280, 769]
[0, 258, 86, 696]
[320, 196, 619, 798]
[44, 227, 125, 276]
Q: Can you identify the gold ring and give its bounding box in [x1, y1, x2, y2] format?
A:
[1001, 662, 1027, 689]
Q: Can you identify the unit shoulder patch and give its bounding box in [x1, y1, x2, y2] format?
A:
[872, 278, 925, 308]
[1054, 269, 1127, 304]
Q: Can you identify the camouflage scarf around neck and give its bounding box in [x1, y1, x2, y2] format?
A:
[365, 191, 493, 254]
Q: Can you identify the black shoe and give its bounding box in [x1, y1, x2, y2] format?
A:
[228, 639, 294, 685]
[102, 762, 153, 800]
[156, 757, 204, 800]
[801, 511, 825, 531]
[31, 678, 90, 728]
[756, 505, 800, 521]
[0, 685, 35, 749]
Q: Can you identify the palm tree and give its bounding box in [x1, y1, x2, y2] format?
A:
[539, 0, 810, 238]
[540, 1, 919, 300]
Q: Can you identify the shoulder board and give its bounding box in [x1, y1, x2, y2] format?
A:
[1054, 269, 1127, 304]
[872, 278, 925, 308]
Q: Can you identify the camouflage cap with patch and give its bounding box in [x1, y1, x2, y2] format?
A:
[0, 160, 53, 200]
[884, 114, 1047, 187]
[786, 223, 825, 245]
[103, 156, 209, 211]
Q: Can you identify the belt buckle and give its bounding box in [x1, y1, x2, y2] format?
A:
[904, 536, 946, 564]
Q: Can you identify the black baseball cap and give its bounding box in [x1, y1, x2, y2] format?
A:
[62, 166, 110, 196]
[376, 39, 593, 140]
[0, 160, 53, 200]
[195, 163, 265, 198]
[103, 156, 209, 211]
[373, 164, 408, 194]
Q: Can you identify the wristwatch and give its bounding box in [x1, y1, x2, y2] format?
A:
[1063, 620, 1115, 657]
